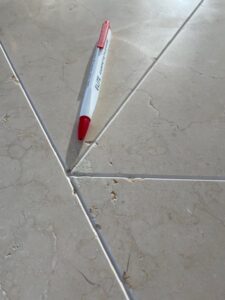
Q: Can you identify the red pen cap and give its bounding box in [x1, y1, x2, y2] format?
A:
[78, 116, 90, 140]
[97, 20, 110, 49]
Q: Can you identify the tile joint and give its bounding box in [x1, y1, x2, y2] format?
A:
[71, 0, 205, 173]
[70, 173, 225, 182]
[0, 41, 133, 300]
[0, 1, 206, 298]
[0, 42, 67, 176]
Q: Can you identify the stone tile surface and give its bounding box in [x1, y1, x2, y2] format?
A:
[75, 177, 225, 300]
[0, 0, 200, 169]
[75, 0, 225, 177]
[0, 52, 124, 300]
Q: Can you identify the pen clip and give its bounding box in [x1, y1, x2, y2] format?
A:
[97, 20, 110, 49]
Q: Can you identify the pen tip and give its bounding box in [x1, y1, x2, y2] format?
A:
[78, 116, 91, 140]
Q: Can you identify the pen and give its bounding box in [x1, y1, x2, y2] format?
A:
[77, 20, 112, 140]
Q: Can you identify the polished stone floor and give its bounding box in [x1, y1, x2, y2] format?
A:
[1, 0, 225, 299]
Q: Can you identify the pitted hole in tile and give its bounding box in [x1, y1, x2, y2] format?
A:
[111, 191, 117, 203]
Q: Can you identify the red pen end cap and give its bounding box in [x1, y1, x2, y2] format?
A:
[97, 20, 110, 49]
[78, 116, 90, 140]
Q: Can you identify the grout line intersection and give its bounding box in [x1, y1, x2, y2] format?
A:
[0, 2, 207, 298]
[71, 0, 205, 173]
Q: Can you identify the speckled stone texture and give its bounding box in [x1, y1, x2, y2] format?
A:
[1, 0, 225, 299]
[75, 0, 225, 177]
[0, 52, 124, 300]
[0, 0, 200, 169]
[75, 178, 225, 300]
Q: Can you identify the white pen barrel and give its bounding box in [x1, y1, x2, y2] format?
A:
[79, 29, 111, 118]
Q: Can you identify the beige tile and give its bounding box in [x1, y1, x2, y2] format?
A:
[75, 177, 225, 300]
[0, 0, 200, 170]
[75, 0, 225, 177]
[0, 52, 124, 300]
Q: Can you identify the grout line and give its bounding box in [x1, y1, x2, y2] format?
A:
[0, 42, 133, 300]
[71, 173, 225, 182]
[70, 179, 134, 300]
[0, 2, 205, 298]
[0, 42, 67, 176]
[71, 0, 205, 173]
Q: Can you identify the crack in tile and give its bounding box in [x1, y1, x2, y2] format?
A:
[77, 269, 100, 287]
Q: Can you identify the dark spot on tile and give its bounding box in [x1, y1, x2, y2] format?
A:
[122, 271, 132, 288]
[95, 224, 101, 230]
[11, 74, 19, 83]
[168, 212, 173, 220]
